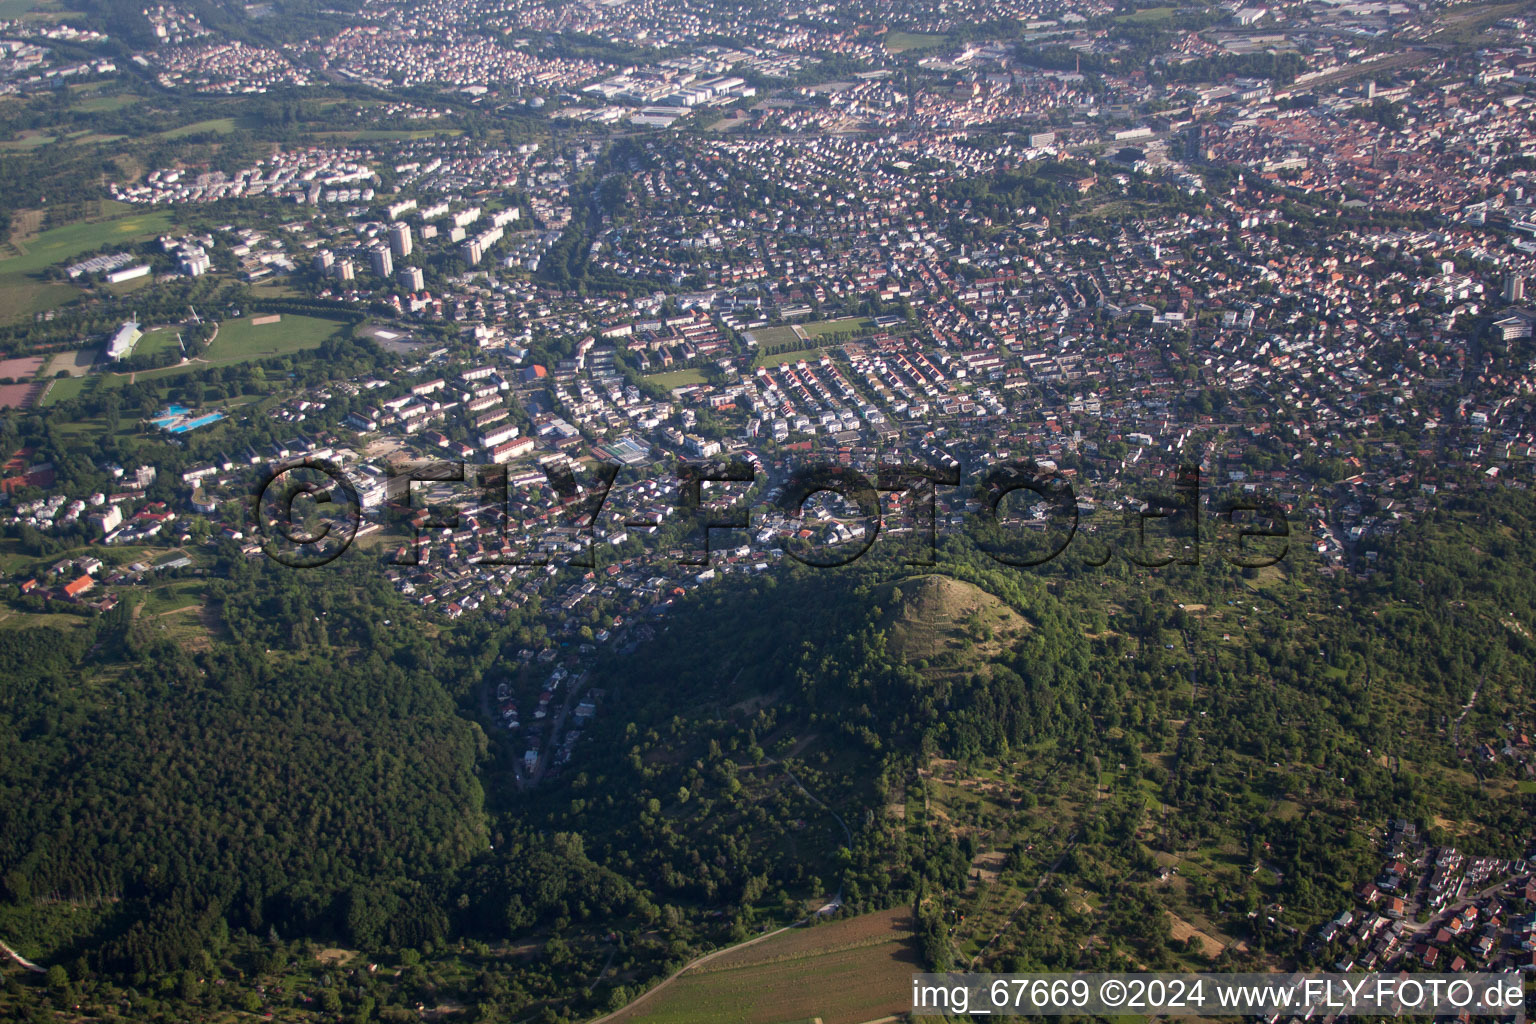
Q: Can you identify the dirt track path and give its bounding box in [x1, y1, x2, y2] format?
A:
[583, 919, 804, 1024]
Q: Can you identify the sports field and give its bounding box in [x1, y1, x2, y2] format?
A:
[39, 315, 347, 405]
[201, 314, 344, 364]
[644, 368, 708, 389]
[884, 30, 947, 52]
[38, 374, 91, 405]
[748, 317, 875, 365]
[0, 355, 43, 379]
[747, 324, 801, 349]
[1115, 5, 1178, 23]
[117, 314, 345, 382]
[132, 326, 184, 360]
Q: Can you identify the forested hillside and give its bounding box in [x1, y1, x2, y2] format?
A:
[0, 566, 489, 978]
[0, 489, 1533, 1020]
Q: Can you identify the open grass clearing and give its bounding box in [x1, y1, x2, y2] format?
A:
[1, 203, 172, 275]
[201, 313, 345, 364]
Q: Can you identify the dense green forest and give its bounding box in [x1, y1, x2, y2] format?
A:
[0, 477, 1533, 1019]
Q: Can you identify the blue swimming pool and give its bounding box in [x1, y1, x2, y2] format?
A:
[152, 407, 224, 433]
[166, 412, 225, 433]
[148, 404, 192, 427]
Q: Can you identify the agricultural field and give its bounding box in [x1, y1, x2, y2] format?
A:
[71, 92, 139, 114]
[136, 576, 203, 616]
[156, 117, 239, 139]
[136, 578, 218, 649]
[604, 909, 918, 1024]
[0, 129, 55, 150]
[0, 207, 173, 276]
[0, 607, 91, 631]
[0, 206, 175, 322]
[0, 276, 78, 322]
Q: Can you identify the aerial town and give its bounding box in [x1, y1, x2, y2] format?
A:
[1303, 822, 1536, 980]
[4, 0, 1536, 792]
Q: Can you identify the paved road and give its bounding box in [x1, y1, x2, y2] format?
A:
[1402, 873, 1529, 939]
[531, 670, 588, 786]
